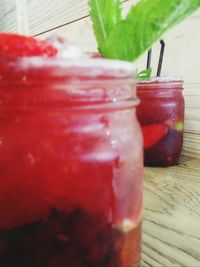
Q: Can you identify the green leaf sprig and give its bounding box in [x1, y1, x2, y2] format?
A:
[138, 68, 152, 80]
[89, 0, 200, 62]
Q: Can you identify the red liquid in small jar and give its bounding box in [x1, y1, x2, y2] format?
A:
[137, 78, 185, 167]
[0, 57, 143, 267]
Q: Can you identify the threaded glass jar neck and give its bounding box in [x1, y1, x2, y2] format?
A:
[0, 57, 139, 109]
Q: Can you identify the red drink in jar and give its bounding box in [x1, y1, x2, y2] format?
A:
[0, 56, 143, 267]
[137, 77, 185, 166]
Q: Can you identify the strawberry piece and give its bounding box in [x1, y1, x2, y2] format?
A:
[0, 33, 57, 58]
[142, 124, 169, 149]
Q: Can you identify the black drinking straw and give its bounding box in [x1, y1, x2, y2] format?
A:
[146, 39, 165, 77]
[146, 48, 152, 69]
[157, 40, 165, 77]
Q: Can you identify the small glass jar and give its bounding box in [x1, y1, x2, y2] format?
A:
[137, 77, 185, 167]
[0, 57, 143, 267]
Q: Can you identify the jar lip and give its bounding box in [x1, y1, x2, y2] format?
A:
[16, 57, 138, 80]
[0, 57, 139, 108]
[138, 76, 183, 84]
[137, 76, 184, 93]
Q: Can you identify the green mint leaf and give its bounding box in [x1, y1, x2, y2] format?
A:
[88, 0, 122, 52]
[89, 0, 200, 61]
[175, 122, 184, 131]
[138, 68, 152, 80]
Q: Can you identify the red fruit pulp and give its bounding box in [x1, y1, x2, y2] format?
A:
[137, 78, 185, 166]
[0, 33, 57, 58]
[142, 123, 169, 149]
[0, 57, 143, 267]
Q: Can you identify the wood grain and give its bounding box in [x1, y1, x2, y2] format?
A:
[0, 0, 89, 34]
[142, 132, 200, 267]
[184, 92, 200, 135]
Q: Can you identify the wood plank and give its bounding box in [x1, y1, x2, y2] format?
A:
[0, 0, 130, 35]
[142, 132, 200, 266]
[184, 84, 200, 134]
[0, 0, 89, 34]
[182, 132, 200, 159]
[185, 95, 200, 135]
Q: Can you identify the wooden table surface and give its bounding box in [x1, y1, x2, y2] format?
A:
[142, 132, 200, 267]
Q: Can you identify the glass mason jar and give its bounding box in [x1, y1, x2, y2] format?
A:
[0, 57, 143, 267]
[137, 77, 185, 167]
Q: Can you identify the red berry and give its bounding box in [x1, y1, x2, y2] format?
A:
[142, 124, 169, 149]
[0, 33, 57, 58]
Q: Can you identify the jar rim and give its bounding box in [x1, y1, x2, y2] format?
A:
[16, 57, 138, 80]
[0, 57, 139, 108]
[137, 76, 184, 90]
[138, 76, 183, 84]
